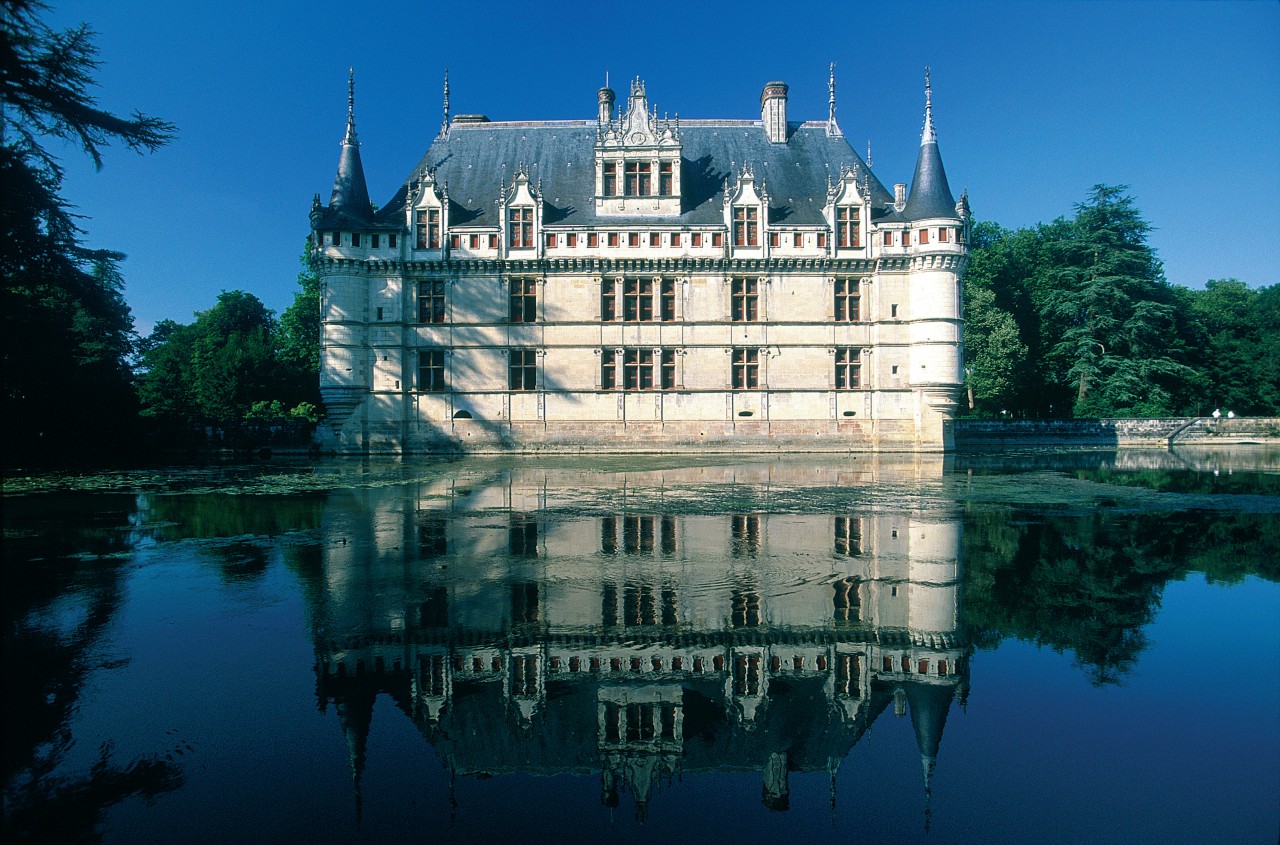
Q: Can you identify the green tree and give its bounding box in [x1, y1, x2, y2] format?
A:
[138, 291, 282, 427]
[1, 0, 174, 458]
[275, 247, 321, 408]
[1040, 185, 1198, 417]
[1186, 279, 1280, 415]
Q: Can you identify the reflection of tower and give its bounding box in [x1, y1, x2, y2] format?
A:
[307, 462, 969, 824]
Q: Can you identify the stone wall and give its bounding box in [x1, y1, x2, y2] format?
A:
[954, 417, 1280, 448]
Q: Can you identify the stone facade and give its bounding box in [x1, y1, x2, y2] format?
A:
[310, 70, 969, 454]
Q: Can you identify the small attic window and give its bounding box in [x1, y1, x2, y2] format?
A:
[370, 233, 380, 249]
[389, 233, 398, 248]
[351, 232, 361, 247]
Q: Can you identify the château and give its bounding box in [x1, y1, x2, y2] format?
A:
[310, 68, 969, 453]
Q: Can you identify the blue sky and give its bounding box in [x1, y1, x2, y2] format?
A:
[46, 0, 1280, 335]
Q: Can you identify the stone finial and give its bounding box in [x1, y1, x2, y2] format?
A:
[440, 69, 450, 138]
[922, 66, 936, 145]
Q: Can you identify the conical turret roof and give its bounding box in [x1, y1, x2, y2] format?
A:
[902, 68, 957, 221]
[326, 69, 374, 226]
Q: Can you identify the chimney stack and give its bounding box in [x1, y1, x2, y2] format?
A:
[761, 81, 788, 144]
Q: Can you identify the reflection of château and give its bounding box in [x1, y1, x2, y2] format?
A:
[312, 463, 968, 820]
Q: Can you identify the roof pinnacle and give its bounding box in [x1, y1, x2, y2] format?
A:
[345, 67, 357, 145]
[440, 69, 450, 138]
[922, 66, 936, 145]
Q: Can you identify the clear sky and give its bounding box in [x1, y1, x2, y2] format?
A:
[45, 0, 1280, 335]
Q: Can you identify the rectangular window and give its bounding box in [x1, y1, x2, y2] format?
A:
[835, 347, 862, 389]
[546, 233, 557, 248]
[794, 232, 803, 248]
[370, 233, 380, 249]
[603, 162, 617, 196]
[418, 280, 446, 323]
[331, 231, 340, 246]
[351, 232, 361, 247]
[731, 277, 759, 322]
[489, 234, 498, 249]
[660, 279, 676, 321]
[415, 209, 439, 249]
[417, 349, 445, 392]
[627, 232, 639, 248]
[713, 232, 723, 247]
[692, 232, 703, 247]
[509, 349, 537, 390]
[389, 233, 397, 249]
[659, 161, 673, 196]
[469, 234, 480, 249]
[601, 278, 616, 322]
[508, 207, 533, 248]
[732, 347, 759, 389]
[623, 277, 654, 321]
[671, 232, 681, 247]
[733, 206, 759, 247]
[938, 227, 949, 242]
[601, 349, 616, 390]
[661, 349, 675, 389]
[817, 232, 827, 248]
[649, 232, 660, 247]
[837, 206, 860, 248]
[884, 231, 893, 247]
[834, 278, 860, 322]
[769, 232, 779, 248]
[918, 228, 929, 245]
[603, 348, 674, 390]
[567, 233, 577, 247]
[623, 348, 655, 390]
[624, 161, 651, 196]
[450, 234, 460, 249]
[509, 277, 537, 323]
[608, 232, 619, 248]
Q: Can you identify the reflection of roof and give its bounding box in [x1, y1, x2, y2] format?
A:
[389, 121, 894, 229]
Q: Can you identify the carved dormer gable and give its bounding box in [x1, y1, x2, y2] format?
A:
[825, 164, 869, 253]
[408, 168, 448, 252]
[498, 165, 542, 256]
[595, 77, 682, 217]
[724, 164, 767, 255]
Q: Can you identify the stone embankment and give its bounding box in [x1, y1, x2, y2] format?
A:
[954, 417, 1280, 449]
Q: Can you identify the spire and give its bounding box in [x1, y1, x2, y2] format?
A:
[329, 67, 373, 222]
[826, 62, 841, 137]
[440, 69, 450, 138]
[902, 67, 956, 220]
[922, 66, 936, 144]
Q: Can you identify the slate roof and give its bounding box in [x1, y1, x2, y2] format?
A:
[901, 136, 957, 221]
[381, 119, 896, 229]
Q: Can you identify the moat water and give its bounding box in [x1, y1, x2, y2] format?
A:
[4, 449, 1278, 844]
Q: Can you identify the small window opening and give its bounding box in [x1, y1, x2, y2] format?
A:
[453, 410, 473, 420]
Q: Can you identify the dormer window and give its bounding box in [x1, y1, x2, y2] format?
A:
[603, 162, 618, 196]
[508, 208, 534, 248]
[837, 206, 860, 248]
[659, 162, 673, 196]
[416, 209, 440, 249]
[733, 206, 759, 247]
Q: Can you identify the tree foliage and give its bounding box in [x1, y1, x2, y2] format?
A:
[136, 255, 323, 433]
[963, 185, 1275, 418]
[1, 0, 174, 458]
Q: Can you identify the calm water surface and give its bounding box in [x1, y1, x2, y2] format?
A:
[4, 449, 1279, 844]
